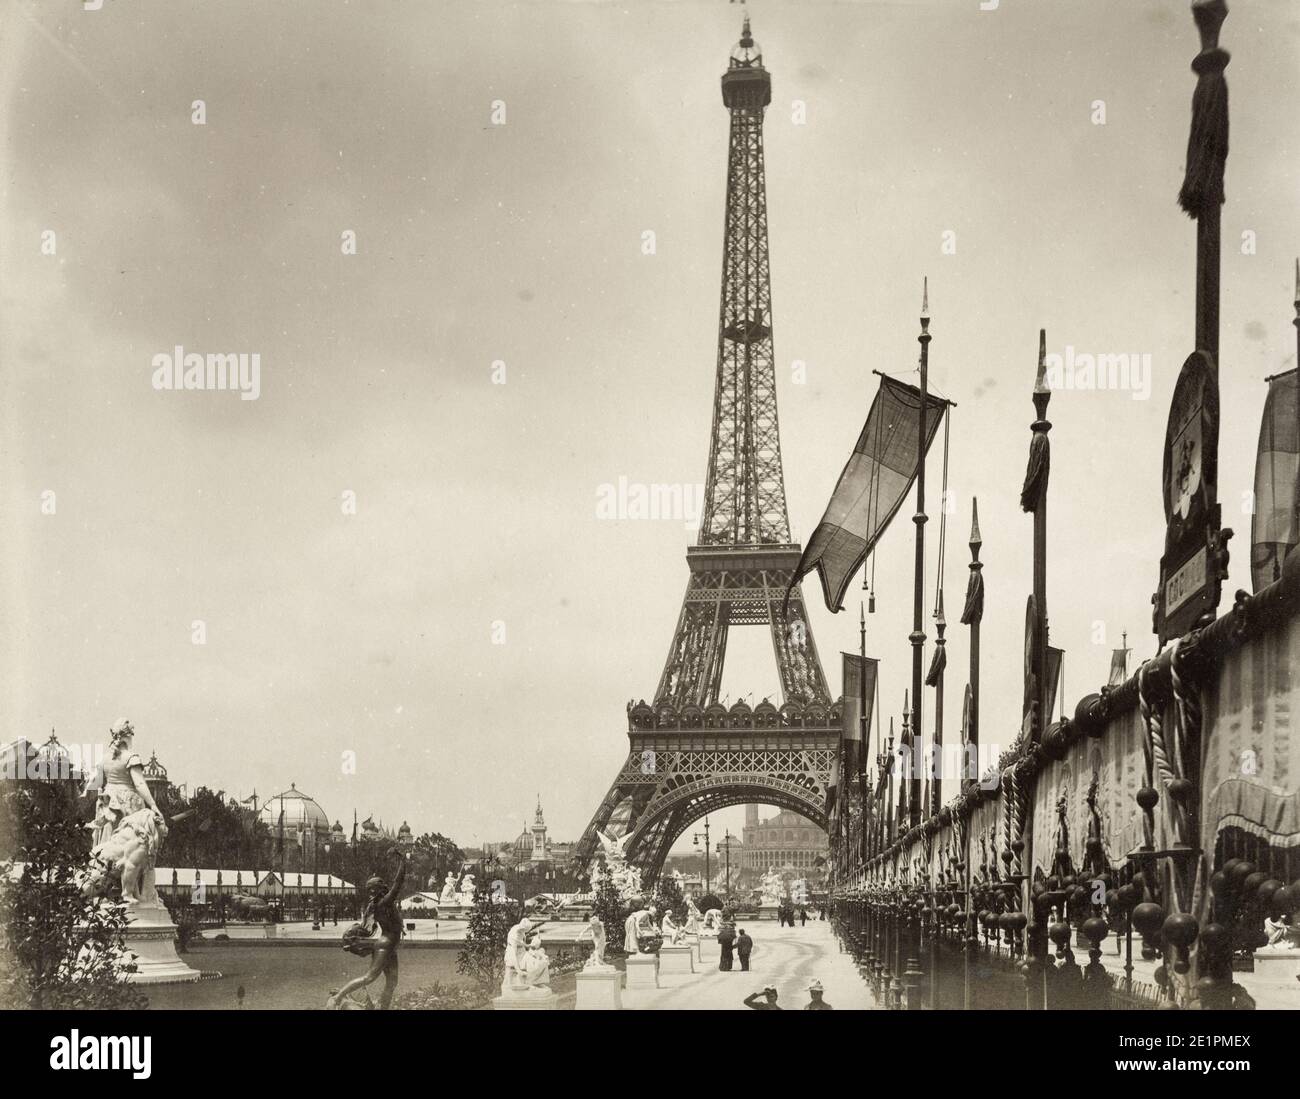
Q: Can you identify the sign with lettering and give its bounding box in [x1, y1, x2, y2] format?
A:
[1154, 352, 1226, 645]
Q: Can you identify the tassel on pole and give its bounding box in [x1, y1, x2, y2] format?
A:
[1178, 0, 1230, 219]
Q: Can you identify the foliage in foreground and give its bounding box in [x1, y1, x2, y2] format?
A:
[455, 886, 519, 991]
[0, 780, 146, 1010]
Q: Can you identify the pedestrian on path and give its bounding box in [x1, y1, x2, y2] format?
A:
[744, 985, 781, 1010]
[718, 922, 736, 971]
[803, 980, 832, 1010]
[736, 928, 753, 971]
[800, 907, 807, 926]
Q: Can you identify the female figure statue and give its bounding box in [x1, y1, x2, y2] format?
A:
[517, 932, 551, 992]
[328, 848, 407, 1010]
[85, 719, 164, 848]
[81, 720, 168, 906]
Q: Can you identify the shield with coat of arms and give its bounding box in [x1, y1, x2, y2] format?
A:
[1170, 384, 1203, 520]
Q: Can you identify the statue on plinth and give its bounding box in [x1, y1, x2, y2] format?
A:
[702, 908, 723, 932]
[80, 720, 170, 907]
[594, 827, 644, 902]
[661, 911, 684, 945]
[685, 897, 702, 934]
[623, 905, 658, 954]
[502, 917, 534, 995]
[457, 873, 476, 906]
[517, 935, 551, 992]
[760, 866, 784, 905]
[438, 872, 459, 905]
[577, 913, 612, 970]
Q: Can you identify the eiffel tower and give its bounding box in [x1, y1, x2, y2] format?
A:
[575, 17, 838, 879]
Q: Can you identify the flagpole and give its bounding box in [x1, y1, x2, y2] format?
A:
[931, 591, 946, 816]
[962, 500, 983, 785]
[859, 603, 869, 866]
[910, 279, 930, 832]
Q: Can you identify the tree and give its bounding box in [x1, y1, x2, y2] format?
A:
[653, 874, 687, 925]
[0, 768, 146, 1010]
[456, 884, 518, 993]
[591, 879, 630, 956]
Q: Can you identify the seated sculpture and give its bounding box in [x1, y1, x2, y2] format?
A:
[516, 935, 551, 992]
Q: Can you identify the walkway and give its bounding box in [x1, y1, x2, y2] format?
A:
[623, 919, 877, 1010]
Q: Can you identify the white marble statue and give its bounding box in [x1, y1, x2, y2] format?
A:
[661, 911, 684, 945]
[577, 913, 612, 970]
[760, 866, 784, 905]
[458, 873, 476, 906]
[702, 908, 723, 932]
[439, 872, 459, 906]
[685, 897, 702, 934]
[517, 934, 551, 992]
[80, 720, 169, 907]
[597, 828, 632, 863]
[623, 906, 656, 954]
[502, 917, 534, 995]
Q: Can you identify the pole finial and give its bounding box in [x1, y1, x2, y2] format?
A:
[1034, 328, 1049, 396]
[921, 276, 929, 320]
[969, 497, 982, 550]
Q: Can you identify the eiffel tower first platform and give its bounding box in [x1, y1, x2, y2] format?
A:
[575, 18, 840, 879]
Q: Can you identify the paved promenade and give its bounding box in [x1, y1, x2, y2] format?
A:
[623, 919, 876, 1010]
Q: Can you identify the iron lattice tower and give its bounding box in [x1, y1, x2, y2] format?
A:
[575, 19, 835, 879]
[657, 16, 829, 710]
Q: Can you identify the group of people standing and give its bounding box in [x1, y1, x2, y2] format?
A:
[716, 921, 753, 971]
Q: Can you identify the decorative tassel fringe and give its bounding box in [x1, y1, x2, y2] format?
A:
[1020, 432, 1050, 513]
[960, 569, 983, 626]
[1178, 54, 1229, 218]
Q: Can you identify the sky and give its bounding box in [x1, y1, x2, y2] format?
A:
[2, 0, 1298, 856]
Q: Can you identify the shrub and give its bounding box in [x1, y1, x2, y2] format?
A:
[0, 783, 146, 1010]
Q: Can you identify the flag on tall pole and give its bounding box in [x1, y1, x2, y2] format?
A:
[787, 374, 948, 614]
[1108, 634, 1131, 687]
[841, 652, 878, 778]
[1251, 367, 1299, 591]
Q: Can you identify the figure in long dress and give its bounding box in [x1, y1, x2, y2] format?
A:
[623, 905, 655, 954]
[517, 933, 551, 991]
[328, 848, 407, 1010]
[685, 896, 703, 934]
[81, 720, 168, 906]
[502, 917, 534, 993]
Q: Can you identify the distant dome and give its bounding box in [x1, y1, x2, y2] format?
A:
[142, 751, 168, 783]
[260, 784, 331, 834]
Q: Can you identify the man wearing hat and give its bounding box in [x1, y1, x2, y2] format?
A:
[743, 984, 781, 1010]
[803, 980, 833, 1010]
[736, 927, 754, 971]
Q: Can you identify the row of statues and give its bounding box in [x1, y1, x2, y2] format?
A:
[436, 871, 476, 907]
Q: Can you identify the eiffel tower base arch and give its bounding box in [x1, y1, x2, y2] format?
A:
[575, 701, 839, 881]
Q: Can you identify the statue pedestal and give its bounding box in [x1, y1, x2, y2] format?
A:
[624, 952, 658, 990]
[685, 934, 702, 964]
[122, 903, 203, 984]
[698, 934, 720, 964]
[575, 967, 622, 1010]
[759, 903, 780, 920]
[492, 989, 558, 1010]
[657, 944, 695, 984]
